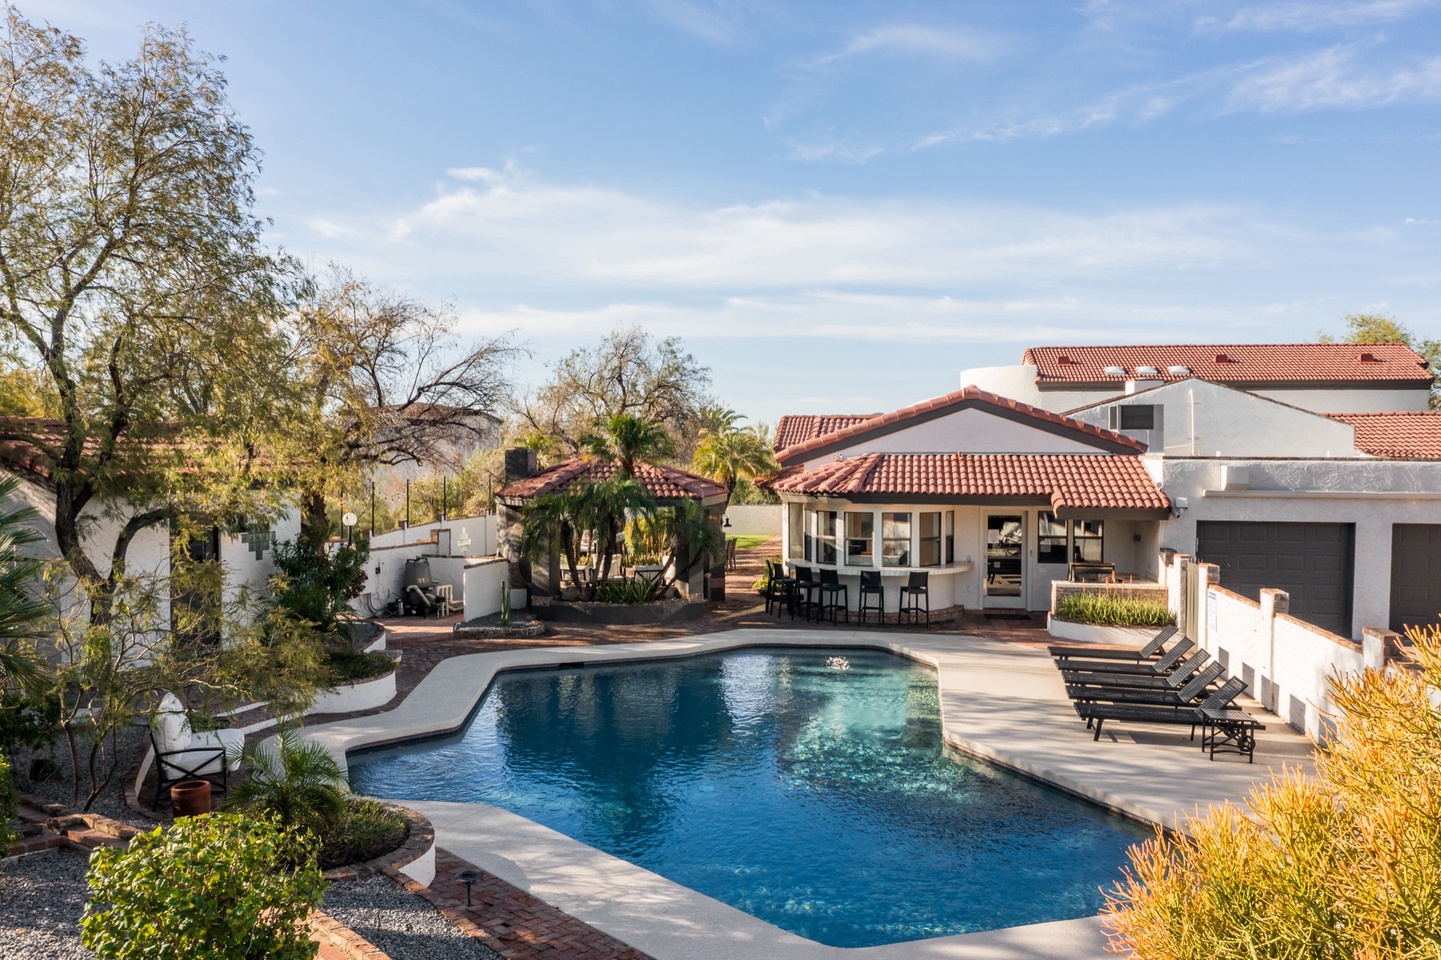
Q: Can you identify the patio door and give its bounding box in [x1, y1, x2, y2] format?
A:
[984, 513, 1025, 609]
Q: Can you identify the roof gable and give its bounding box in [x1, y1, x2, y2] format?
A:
[1023, 343, 1434, 388]
[768, 453, 1169, 516]
[774, 386, 1143, 466]
[495, 457, 728, 502]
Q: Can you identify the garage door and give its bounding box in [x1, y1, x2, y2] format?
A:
[1390, 524, 1441, 634]
[1196, 521, 1354, 636]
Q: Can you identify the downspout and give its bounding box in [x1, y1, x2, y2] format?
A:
[1189, 388, 1197, 456]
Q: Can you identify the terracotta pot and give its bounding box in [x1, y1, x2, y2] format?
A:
[170, 779, 212, 818]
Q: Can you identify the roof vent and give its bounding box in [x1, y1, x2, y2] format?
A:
[1168, 365, 1192, 376]
[1103, 365, 1127, 377]
[1135, 365, 1160, 377]
[1359, 351, 1378, 363]
[1214, 353, 1233, 364]
[1057, 354, 1076, 365]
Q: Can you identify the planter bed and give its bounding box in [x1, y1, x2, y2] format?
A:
[452, 610, 546, 640]
[533, 596, 705, 625]
[1046, 615, 1168, 647]
[311, 668, 398, 714]
[323, 802, 434, 887]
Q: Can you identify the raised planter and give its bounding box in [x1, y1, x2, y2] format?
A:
[533, 596, 705, 625]
[323, 802, 435, 887]
[1046, 615, 1168, 647]
[310, 669, 397, 714]
[452, 611, 546, 640]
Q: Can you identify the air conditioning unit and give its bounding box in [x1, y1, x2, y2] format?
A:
[1108, 403, 1164, 453]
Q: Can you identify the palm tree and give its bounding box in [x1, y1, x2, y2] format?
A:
[651, 498, 725, 599]
[691, 425, 777, 497]
[581, 413, 676, 477]
[519, 477, 656, 599]
[224, 727, 347, 834]
[0, 475, 51, 694]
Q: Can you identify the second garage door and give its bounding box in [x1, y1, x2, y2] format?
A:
[1196, 521, 1354, 636]
[1390, 523, 1441, 634]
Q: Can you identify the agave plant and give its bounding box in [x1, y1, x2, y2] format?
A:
[224, 727, 347, 834]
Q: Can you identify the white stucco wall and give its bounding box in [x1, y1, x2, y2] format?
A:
[1158, 458, 1441, 639]
[461, 557, 508, 619]
[1252, 386, 1430, 414]
[796, 405, 1118, 470]
[369, 514, 498, 556]
[1066, 380, 1362, 458]
[722, 504, 781, 537]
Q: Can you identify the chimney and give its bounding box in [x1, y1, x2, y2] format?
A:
[504, 448, 537, 484]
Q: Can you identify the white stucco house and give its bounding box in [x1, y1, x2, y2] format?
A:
[771, 342, 1441, 641]
[0, 417, 297, 633]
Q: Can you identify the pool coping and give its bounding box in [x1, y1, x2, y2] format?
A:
[298, 627, 1314, 960]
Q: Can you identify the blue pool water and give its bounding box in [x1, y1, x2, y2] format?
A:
[349, 648, 1149, 948]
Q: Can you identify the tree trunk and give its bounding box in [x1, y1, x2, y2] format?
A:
[301, 488, 329, 553]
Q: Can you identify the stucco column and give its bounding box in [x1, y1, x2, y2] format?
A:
[1260, 588, 1290, 712]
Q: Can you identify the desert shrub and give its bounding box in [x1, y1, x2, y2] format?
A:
[597, 579, 659, 604]
[0, 753, 17, 849]
[1104, 623, 1441, 959]
[324, 650, 397, 684]
[80, 813, 325, 960]
[1056, 592, 1174, 627]
[269, 526, 370, 641]
[224, 728, 347, 835]
[318, 796, 408, 870]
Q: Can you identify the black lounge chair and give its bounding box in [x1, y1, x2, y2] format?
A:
[1067, 661, 1224, 710]
[1062, 649, 1211, 691]
[1049, 624, 1177, 662]
[1058, 636, 1194, 680]
[1076, 678, 1265, 761]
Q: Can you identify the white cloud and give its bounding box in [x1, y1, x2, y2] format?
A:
[1199, 0, 1434, 32]
[338, 164, 1253, 292]
[819, 24, 1003, 64]
[1227, 46, 1441, 111]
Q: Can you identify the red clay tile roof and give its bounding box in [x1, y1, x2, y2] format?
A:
[1328, 412, 1441, 460]
[495, 457, 728, 501]
[773, 414, 876, 453]
[1023, 343, 1434, 387]
[773, 386, 1144, 465]
[768, 453, 1169, 514]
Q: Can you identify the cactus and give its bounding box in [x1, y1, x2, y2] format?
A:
[500, 573, 511, 626]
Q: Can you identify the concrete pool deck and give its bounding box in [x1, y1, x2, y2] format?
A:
[302, 627, 1316, 960]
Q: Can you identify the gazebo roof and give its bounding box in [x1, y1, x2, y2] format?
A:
[495, 457, 728, 504]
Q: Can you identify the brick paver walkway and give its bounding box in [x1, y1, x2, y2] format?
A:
[390, 848, 653, 960]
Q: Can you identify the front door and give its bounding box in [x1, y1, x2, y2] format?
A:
[984, 514, 1025, 608]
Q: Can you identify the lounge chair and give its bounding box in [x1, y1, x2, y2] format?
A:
[150, 692, 245, 806]
[1067, 661, 1224, 710]
[1049, 623, 1177, 662]
[1062, 649, 1211, 691]
[1058, 636, 1194, 680]
[1076, 678, 1265, 761]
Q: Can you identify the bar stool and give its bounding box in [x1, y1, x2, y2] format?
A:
[764, 560, 796, 618]
[857, 570, 884, 624]
[900, 571, 930, 625]
[817, 569, 849, 623]
[792, 565, 819, 620]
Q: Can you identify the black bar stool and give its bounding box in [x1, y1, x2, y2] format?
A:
[764, 559, 796, 618]
[817, 569, 849, 623]
[900, 571, 930, 625]
[792, 565, 819, 620]
[857, 570, 884, 624]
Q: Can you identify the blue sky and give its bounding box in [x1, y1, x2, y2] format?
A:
[31, 0, 1441, 425]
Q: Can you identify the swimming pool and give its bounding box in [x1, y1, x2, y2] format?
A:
[349, 647, 1149, 948]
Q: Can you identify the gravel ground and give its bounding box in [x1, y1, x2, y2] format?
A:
[0, 847, 97, 960]
[20, 725, 156, 830]
[324, 874, 501, 960]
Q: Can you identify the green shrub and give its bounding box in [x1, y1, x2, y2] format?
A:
[1056, 592, 1174, 627]
[0, 753, 17, 850]
[597, 579, 659, 604]
[224, 728, 347, 835]
[324, 649, 397, 684]
[80, 813, 325, 960]
[318, 796, 408, 870]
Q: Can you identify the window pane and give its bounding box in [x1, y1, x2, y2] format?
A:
[1119, 405, 1155, 430]
[919, 511, 941, 567]
[845, 512, 874, 566]
[882, 512, 911, 567]
[1037, 511, 1067, 564]
[1074, 519, 1104, 563]
[788, 503, 804, 559]
[818, 510, 838, 565]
